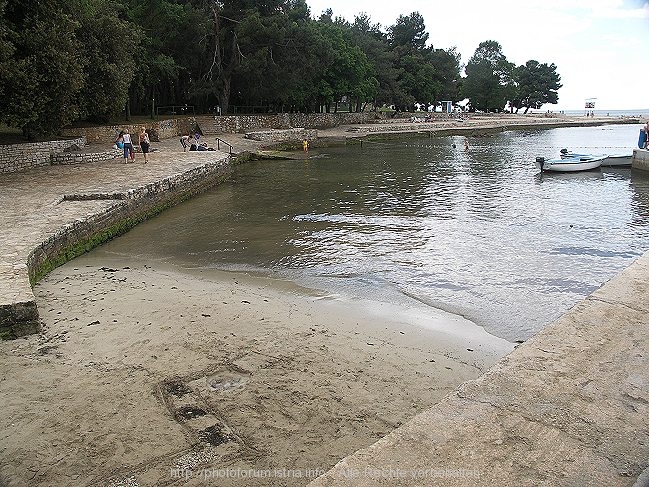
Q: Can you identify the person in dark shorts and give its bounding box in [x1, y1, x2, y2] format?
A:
[139, 127, 150, 163]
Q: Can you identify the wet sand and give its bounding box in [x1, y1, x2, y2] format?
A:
[0, 252, 512, 486]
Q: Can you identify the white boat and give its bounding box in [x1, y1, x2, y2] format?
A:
[601, 153, 632, 167]
[559, 148, 632, 167]
[535, 154, 605, 172]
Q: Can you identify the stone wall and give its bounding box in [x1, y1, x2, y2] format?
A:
[60, 118, 199, 143]
[0, 119, 200, 174]
[27, 158, 233, 288]
[207, 112, 382, 134]
[244, 128, 318, 143]
[2, 113, 375, 174]
[51, 149, 122, 165]
[0, 137, 86, 173]
[633, 148, 649, 171]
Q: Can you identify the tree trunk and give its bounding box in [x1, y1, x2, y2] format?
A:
[220, 78, 231, 115]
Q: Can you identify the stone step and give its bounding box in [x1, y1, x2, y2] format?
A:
[194, 116, 220, 135]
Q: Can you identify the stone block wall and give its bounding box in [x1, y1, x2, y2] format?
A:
[633, 149, 649, 171]
[27, 157, 232, 287]
[3, 112, 377, 174]
[0, 137, 86, 173]
[61, 118, 198, 143]
[244, 128, 318, 143]
[51, 149, 122, 165]
[208, 112, 382, 134]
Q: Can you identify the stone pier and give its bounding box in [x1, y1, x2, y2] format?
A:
[632, 148, 649, 171]
[0, 147, 233, 339]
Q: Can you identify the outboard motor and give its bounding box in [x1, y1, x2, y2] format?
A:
[535, 156, 545, 172]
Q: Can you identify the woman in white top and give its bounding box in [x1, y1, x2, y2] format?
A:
[122, 129, 134, 163]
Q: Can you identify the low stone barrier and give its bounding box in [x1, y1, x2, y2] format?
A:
[60, 118, 198, 143]
[208, 112, 382, 133]
[244, 128, 317, 143]
[0, 137, 86, 173]
[51, 148, 122, 165]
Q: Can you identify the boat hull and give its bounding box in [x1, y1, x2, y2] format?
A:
[535, 155, 605, 172]
[601, 154, 632, 167]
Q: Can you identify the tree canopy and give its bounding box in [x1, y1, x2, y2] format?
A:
[0, 1, 562, 137]
[461, 40, 561, 113]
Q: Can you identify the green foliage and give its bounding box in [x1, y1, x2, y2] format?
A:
[462, 40, 515, 112]
[0, 2, 560, 135]
[462, 40, 562, 113]
[389, 12, 428, 51]
[510, 60, 562, 113]
[75, 0, 141, 123]
[0, 0, 85, 138]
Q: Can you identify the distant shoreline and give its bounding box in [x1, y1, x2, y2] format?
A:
[309, 112, 645, 146]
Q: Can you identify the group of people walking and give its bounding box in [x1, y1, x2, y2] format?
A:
[115, 127, 150, 164]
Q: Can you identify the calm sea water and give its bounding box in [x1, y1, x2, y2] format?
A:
[92, 123, 649, 342]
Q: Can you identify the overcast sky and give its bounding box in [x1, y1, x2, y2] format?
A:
[306, 0, 649, 111]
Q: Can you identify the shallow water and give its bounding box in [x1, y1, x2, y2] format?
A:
[93, 124, 649, 342]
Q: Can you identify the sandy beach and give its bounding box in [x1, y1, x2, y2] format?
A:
[0, 250, 512, 486]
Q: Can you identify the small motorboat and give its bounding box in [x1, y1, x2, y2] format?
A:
[601, 153, 633, 167]
[559, 148, 633, 167]
[535, 154, 605, 172]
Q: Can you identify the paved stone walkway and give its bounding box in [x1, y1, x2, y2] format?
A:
[0, 143, 234, 337]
